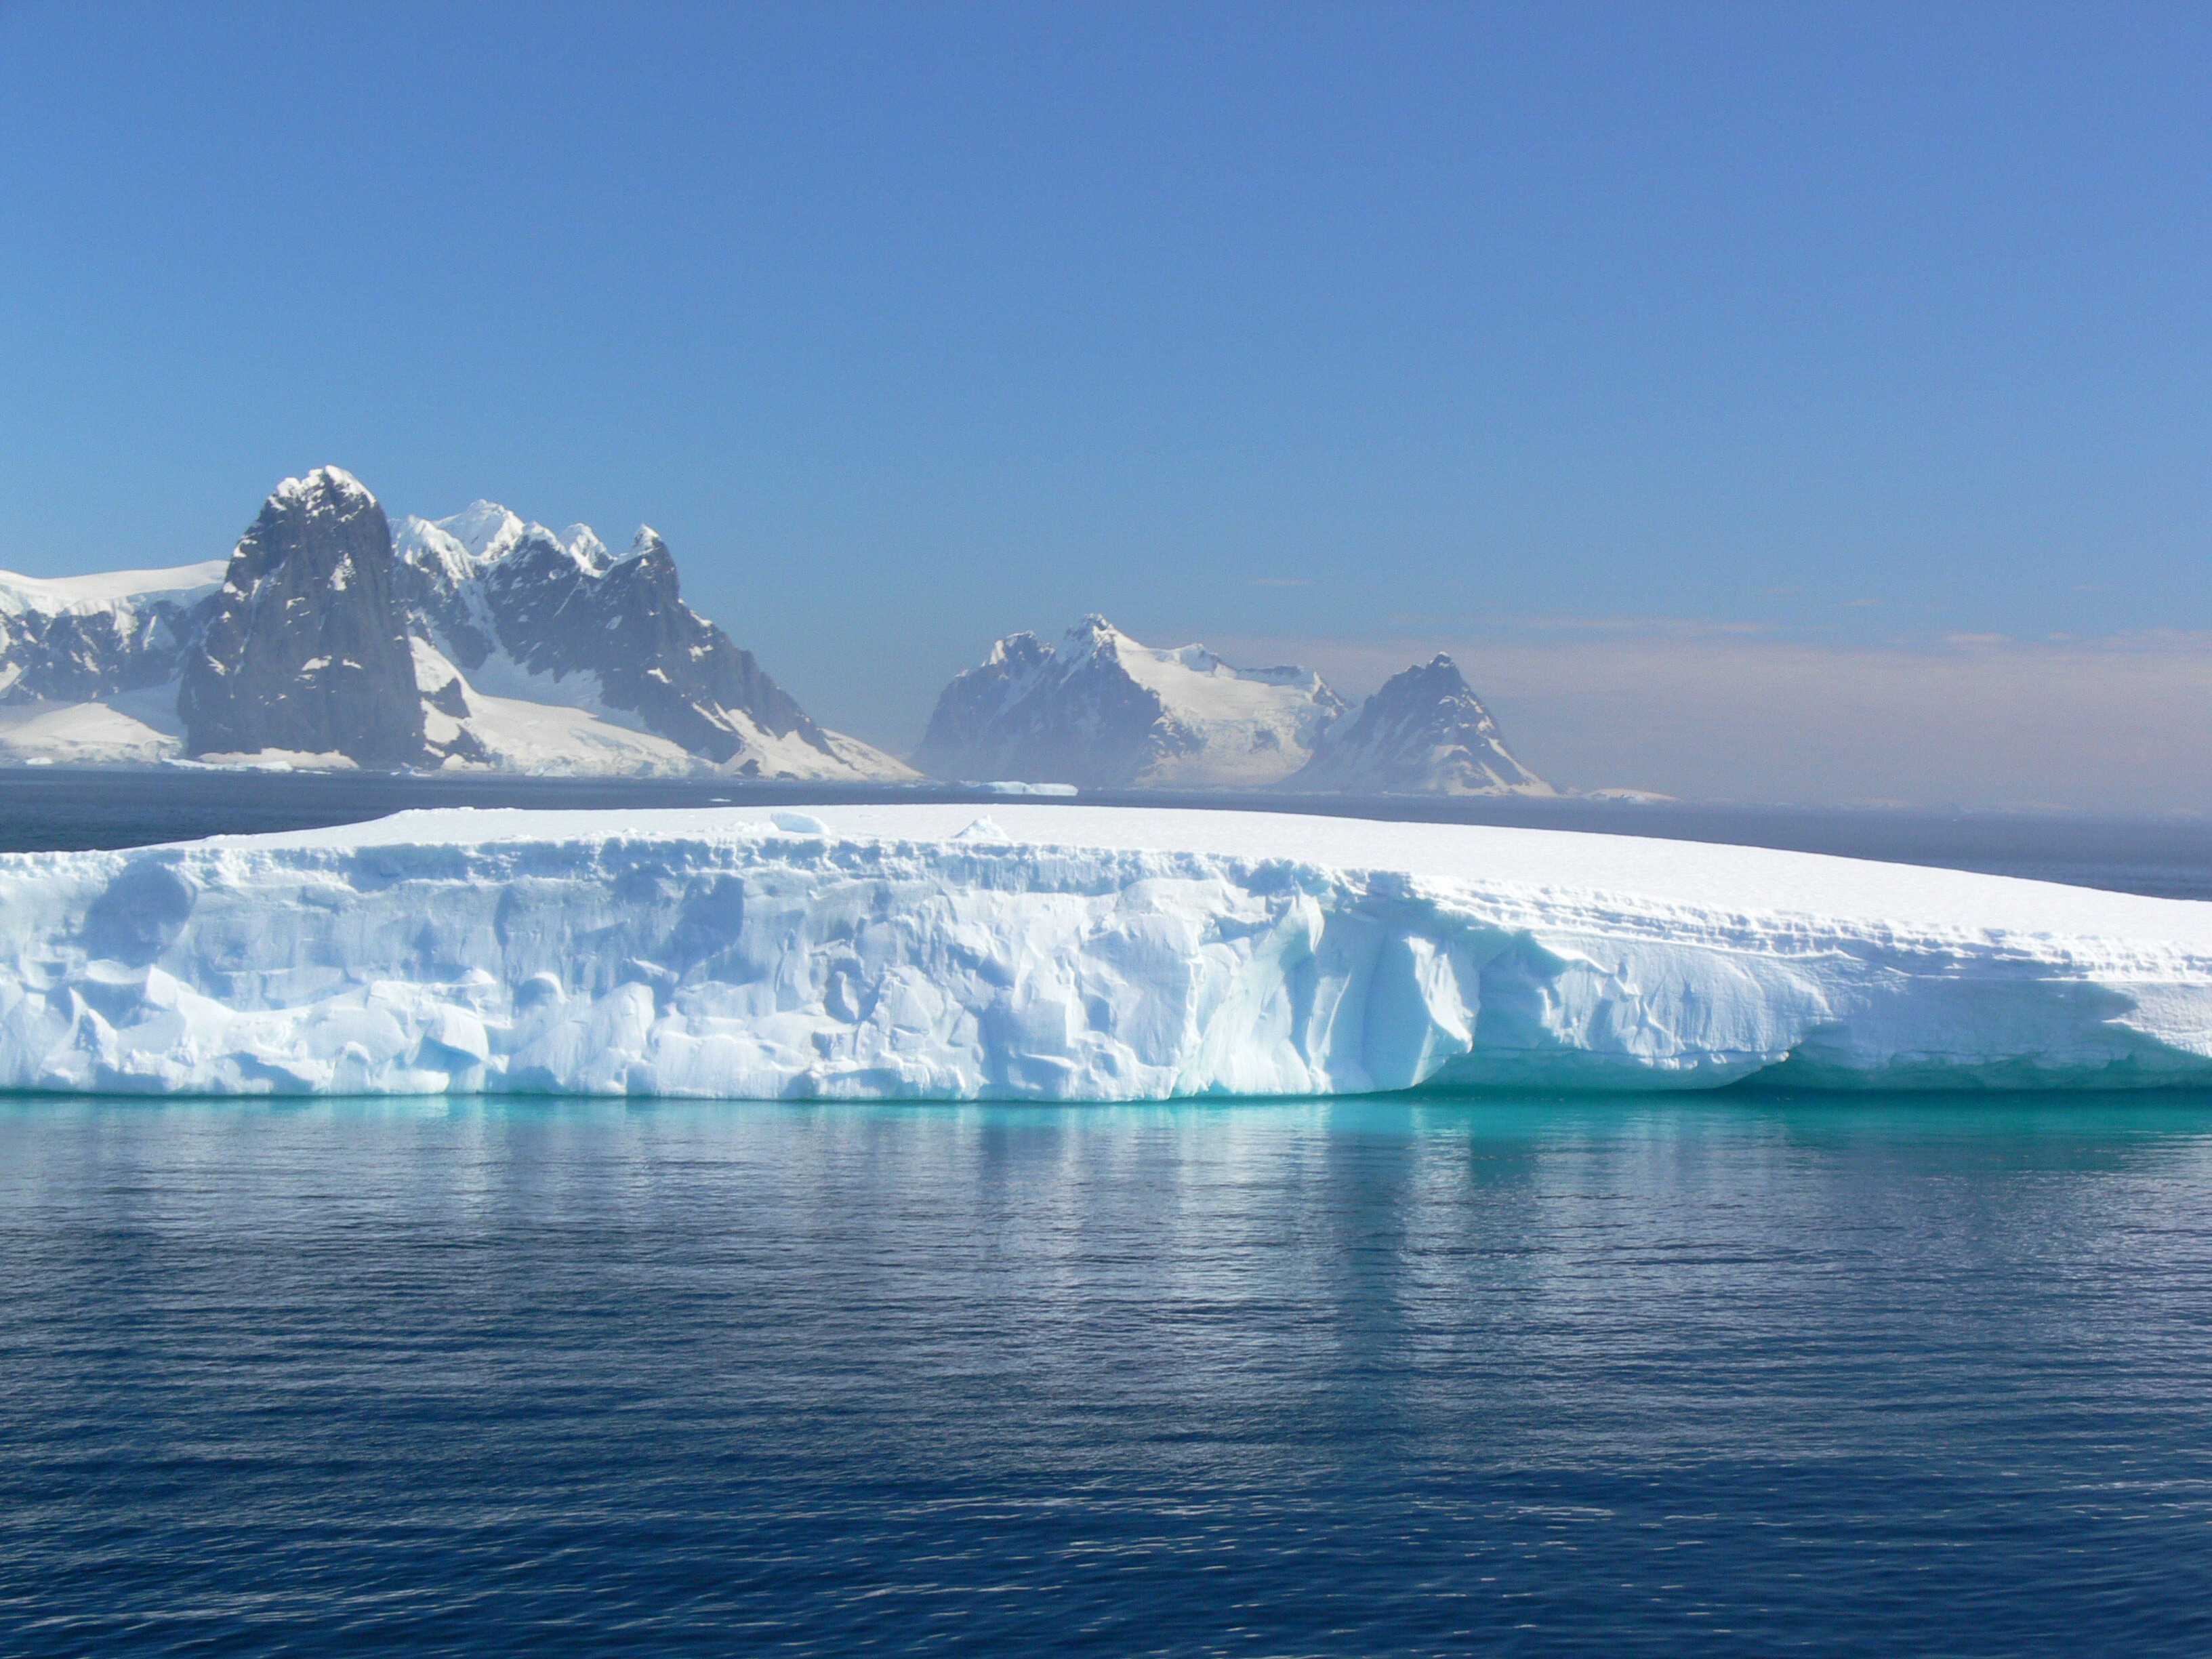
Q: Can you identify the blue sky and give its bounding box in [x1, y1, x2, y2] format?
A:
[1, 2, 2207, 805]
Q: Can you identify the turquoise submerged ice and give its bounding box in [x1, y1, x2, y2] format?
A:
[4, 804, 2212, 1097]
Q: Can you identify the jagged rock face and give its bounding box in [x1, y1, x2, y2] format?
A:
[1, 613, 176, 703]
[1285, 655, 1551, 796]
[5, 473, 912, 779]
[0, 565, 223, 703]
[488, 531, 823, 764]
[914, 629, 1153, 786]
[179, 469, 426, 766]
[395, 508, 837, 771]
[914, 615, 1347, 789]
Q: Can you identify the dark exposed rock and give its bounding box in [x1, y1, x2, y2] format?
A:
[0, 571, 220, 704]
[396, 510, 839, 769]
[178, 468, 426, 767]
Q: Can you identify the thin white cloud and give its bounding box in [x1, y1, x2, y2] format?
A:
[1483, 613, 1776, 638]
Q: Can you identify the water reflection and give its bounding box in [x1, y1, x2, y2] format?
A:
[2, 1092, 2209, 1654]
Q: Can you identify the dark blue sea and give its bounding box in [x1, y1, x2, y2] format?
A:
[4, 770, 2211, 1655]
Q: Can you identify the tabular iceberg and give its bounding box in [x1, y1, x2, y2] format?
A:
[3, 804, 2210, 1099]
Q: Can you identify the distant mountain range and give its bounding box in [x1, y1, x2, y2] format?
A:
[916, 615, 1553, 796]
[914, 615, 1348, 790]
[0, 467, 1559, 796]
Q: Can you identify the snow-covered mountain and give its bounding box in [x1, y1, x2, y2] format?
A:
[0, 468, 913, 778]
[1283, 654, 1553, 796]
[0, 560, 226, 703]
[394, 501, 907, 779]
[914, 615, 1348, 788]
[0, 561, 228, 766]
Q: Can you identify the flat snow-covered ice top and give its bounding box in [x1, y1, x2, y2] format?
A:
[12, 802, 2209, 1100]
[253, 802, 2212, 950]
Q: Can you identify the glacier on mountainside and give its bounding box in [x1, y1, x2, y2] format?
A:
[0, 685, 191, 767]
[0, 561, 227, 709]
[914, 616, 1347, 789]
[3, 804, 2211, 1099]
[0, 561, 232, 766]
[394, 501, 917, 781]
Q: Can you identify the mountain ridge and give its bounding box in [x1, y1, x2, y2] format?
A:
[1, 469, 912, 779]
[1, 480, 1561, 794]
[914, 617, 1553, 796]
[915, 615, 1349, 789]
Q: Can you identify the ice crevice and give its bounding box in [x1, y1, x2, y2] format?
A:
[2, 804, 2210, 1099]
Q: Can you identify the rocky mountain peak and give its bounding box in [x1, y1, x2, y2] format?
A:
[178, 468, 426, 766]
[268, 465, 375, 515]
[1058, 614, 1123, 659]
[436, 500, 529, 565]
[1284, 653, 1552, 796]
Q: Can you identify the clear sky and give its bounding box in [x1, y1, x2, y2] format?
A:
[2, 1, 2207, 808]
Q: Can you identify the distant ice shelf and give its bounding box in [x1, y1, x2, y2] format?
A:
[3, 804, 2211, 1099]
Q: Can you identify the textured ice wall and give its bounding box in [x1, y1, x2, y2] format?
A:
[3, 808, 2211, 1097]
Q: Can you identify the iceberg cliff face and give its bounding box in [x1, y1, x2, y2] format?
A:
[3, 805, 2209, 1099]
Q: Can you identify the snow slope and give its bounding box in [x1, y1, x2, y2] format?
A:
[1286, 655, 1554, 796]
[394, 504, 916, 781]
[914, 616, 1346, 787]
[0, 562, 229, 616]
[0, 684, 187, 766]
[0, 561, 226, 705]
[4, 804, 2209, 1099]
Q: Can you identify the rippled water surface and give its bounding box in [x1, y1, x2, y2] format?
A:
[3, 1094, 2210, 1655]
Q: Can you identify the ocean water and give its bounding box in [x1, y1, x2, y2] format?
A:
[5, 764, 2212, 899]
[3, 1094, 2210, 1656]
[5, 775, 2212, 1653]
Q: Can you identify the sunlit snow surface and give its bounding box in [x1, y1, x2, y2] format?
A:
[4, 804, 2211, 1098]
